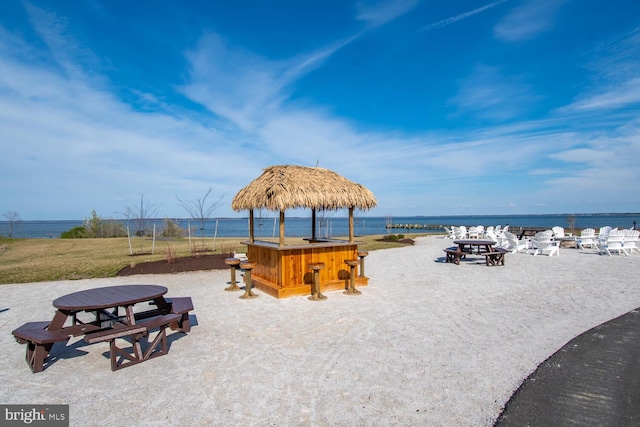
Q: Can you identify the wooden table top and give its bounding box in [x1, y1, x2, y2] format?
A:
[454, 239, 497, 246]
[53, 285, 167, 311]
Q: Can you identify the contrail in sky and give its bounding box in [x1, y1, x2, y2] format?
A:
[418, 0, 508, 32]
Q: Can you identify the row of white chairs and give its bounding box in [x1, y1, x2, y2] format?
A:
[508, 226, 640, 256]
[445, 225, 639, 257]
[578, 227, 640, 256]
[444, 225, 509, 241]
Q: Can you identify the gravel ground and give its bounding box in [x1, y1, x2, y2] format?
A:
[1, 235, 639, 426]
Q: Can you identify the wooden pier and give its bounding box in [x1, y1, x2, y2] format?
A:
[385, 223, 443, 230]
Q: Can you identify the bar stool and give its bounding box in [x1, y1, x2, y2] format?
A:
[239, 262, 258, 299]
[224, 258, 241, 291]
[357, 251, 368, 277]
[344, 259, 362, 295]
[307, 262, 327, 301]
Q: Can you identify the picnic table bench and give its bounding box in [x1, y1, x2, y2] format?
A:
[484, 248, 507, 266]
[166, 297, 194, 333]
[11, 322, 69, 373]
[444, 248, 465, 265]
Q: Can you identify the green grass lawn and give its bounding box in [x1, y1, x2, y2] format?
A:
[0, 234, 426, 284]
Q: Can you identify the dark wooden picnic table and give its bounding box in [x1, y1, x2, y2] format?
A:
[454, 239, 497, 254]
[445, 239, 505, 266]
[12, 285, 193, 372]
[50, 284, 170, 331]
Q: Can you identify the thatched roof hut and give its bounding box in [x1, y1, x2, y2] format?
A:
[232, 165, 377, 245]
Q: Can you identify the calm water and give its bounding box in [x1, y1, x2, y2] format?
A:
[1, 214, 638, 239]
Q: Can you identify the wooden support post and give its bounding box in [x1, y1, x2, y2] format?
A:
[279, 210, 285, 247]
[349, 207, 354, 243]
[249, 209, 255, 244]
[312, 209, 317, 240]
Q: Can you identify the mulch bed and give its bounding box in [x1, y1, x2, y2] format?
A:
[375, 238, 415, 245]
[116, 254, 230, 276]
[117, 239, 414, 276]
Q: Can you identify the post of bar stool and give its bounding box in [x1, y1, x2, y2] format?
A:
[239, 262, 258, 299]
[357, 251, 368, 277]
[224, 258, 241, 291]
[307, 262, 327, 301]
[344, 260, 362, 295]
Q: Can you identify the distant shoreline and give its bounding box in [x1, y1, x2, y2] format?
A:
[2, 213, 638, 239]
[3, 212, 640, 222]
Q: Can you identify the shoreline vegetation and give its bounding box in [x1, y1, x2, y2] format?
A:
[0, 234, 420, 285]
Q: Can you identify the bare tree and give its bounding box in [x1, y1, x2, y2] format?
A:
[121, 195, 161, 253]
[255, 208, 266, 237]
[177, 188, 224, 251]
[566, 214, 577, 234]
[317, 209, 336, 239]
[3, 211, 21, 238]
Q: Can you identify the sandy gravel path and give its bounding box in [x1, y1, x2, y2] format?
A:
[1, 236, 639, 426]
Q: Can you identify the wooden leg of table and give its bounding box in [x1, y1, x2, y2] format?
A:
[26, 342, 53, 373]
[109, 340, 118, 371]
[49, 310, 69, 331]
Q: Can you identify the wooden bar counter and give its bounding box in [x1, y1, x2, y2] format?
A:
[243, 239, 369, 299]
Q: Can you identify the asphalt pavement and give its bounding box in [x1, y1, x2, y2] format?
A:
[495, 308, 640, 426]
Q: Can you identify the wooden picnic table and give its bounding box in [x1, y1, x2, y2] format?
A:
[12, 285, 193, 372]
[445, 239, 505, 266]
[50, 284, 170, 332]
[454, 239, 497, 254]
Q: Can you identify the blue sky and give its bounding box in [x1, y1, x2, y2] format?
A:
[1, 0, 639, 220]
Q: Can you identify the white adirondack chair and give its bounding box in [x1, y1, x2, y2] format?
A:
[552, 226, 568, 238]
[597, 226, 612, 248]
[468, 226, 479, 239]
[623, 229, 640, 254]
[443, 226, 456, 239]
[484, 227, 497, 243]
[504, 231, 530, 253]
[600, 229, 627, 256]
[531, 232, 559, 256]
[576, 228, 597, 250]
[457, 226, 468, 239]
[598, 226, 612, 237]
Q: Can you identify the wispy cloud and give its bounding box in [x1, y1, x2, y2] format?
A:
[562, 27, 640, 113]
[494, 0, 568, 42]
[356, 0, 420, 28]
[24, 3, 102, 82]
[449, 64, 539, 121]
[418, 0, 508, 32]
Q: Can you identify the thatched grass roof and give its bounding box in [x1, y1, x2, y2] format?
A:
[232, 165, 377, 212]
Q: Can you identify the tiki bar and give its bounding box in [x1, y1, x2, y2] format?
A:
[231, 165, 377, 299]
